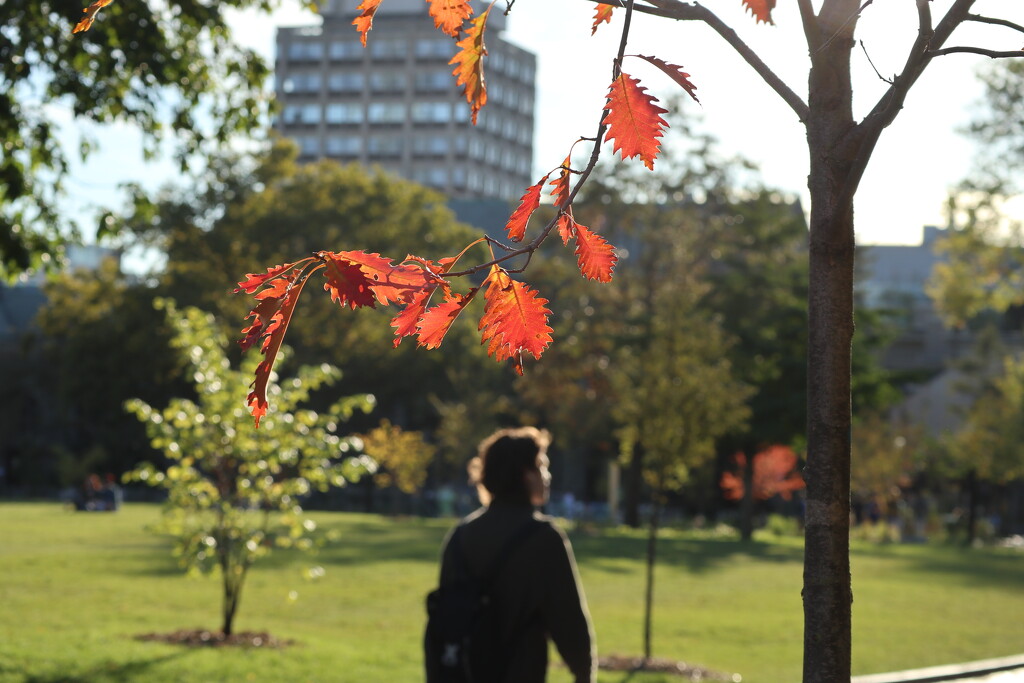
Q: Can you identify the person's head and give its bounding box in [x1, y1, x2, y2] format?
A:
[468, 427, 551, 507]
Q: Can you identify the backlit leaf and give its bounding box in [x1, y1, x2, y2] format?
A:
[634, 54, 700, 104]
[417, 289, 478, 349]
[391, 287, 436, 347]
[549, 155, 572, 208]
[329, 250, 441, 306]
[505, 174, 550, 242]
[740, 0, 775, 24]
[449, 7, 490, 124]
[353, 0, 383, 47]
[573, 221, 618, 283]
[72, 0, 113, 34]
[479, 266, 553, 374]
[319, 252, 378, 310]
[556, 212, 575, 246]
[591, 3, 615, 35]
[427, 0, 473, 37]
[602, 71, 669, 170]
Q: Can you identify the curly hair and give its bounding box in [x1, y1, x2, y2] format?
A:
[467, 427, 550, 505]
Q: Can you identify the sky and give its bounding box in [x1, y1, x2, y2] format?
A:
[65, 0, 1024, 247]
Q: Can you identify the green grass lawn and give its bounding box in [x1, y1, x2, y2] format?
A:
[0, 502, 1021, 683]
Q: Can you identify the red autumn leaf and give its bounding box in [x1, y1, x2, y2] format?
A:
[330, 250, 441, 306]
[479, 266, 553, 374]
[556, 212, 575, 245]
[741, 0, 775, 25]
[573, 221, 617, 283]
[72, 0, 113, 33]
[634, 54, 700, 104]
[352, 0, 383, 47]
[239, 268, 318, 427]
[505, 174, 550, 242]
[449, 7, 490, 124]
[549, 156, 572, 208]
[591, 3, 615, 35]
[602, 71, 669, 171]
[417, 289, 478, 349]
[391, 287, 436, 347]
[235, 259, 314, 296]
[427, 0, 473, 37]
[319, 253, 378, 310]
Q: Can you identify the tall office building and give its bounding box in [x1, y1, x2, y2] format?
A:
[274, 0, 536, 201]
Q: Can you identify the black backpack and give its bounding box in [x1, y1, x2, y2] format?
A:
[424, 520, 543, 683]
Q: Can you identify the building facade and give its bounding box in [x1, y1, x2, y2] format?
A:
[274, 0, 536, 201]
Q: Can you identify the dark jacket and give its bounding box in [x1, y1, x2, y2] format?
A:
[431, 500, 596, 683]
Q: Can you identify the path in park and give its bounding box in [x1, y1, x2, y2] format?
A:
[851, 655, 1024, 683]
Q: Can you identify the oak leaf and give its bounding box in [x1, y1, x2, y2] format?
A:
[556, 212, 575, 246]
[602, 71, 669, 170]
[573, 221, 617, 283]
[238, 268, 318, 427]
[427, 0, 474, 37]
[549, 155, 572, 208]
[72, 0, 113, 33]
[450, 7, 490, 124]
[391, 288, 436, 347]
[353, 0, 383, 47]
[319, 253, 378, 310]
[505, 175, 550, 242]
[479, 266, 553, 375]
[741, 0, 775, 24]
[417, 289, 478, 349]
[591, 4, 615, 35]
[327, 250, 441, 306]
[634, 54, 700, 104]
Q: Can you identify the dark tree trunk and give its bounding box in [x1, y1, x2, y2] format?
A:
[623, 443, 643, 529]
[965, 468, 979, 546]
[803, 3, 859, 680]
[643, 496, 661, 663]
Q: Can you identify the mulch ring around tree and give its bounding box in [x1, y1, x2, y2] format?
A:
[599, 654, 741, 681]
[135, 629, 294, 649]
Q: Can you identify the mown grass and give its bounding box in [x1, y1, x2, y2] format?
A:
[0, 502, 1021, 683]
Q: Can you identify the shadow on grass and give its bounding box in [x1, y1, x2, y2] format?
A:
[17, 652, 190, 683]
[571, 532, 805, 575]
[850, 542, 1024, 591]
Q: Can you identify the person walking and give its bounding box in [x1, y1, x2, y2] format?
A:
[425, 427, 596, 683]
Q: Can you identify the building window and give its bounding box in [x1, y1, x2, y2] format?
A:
[368, 102, 405, 124]
[453, 104, 470, 123]
[370, 39, 406, 60]
[326, 136, 360, 156]
[415, 38, 452, 60]
[299, 104, 320, 125]
[469, 138, 484, 160]
[413, 136, 450, 156]
[328, 73, 364, 92]
[287, 41, 324, 62]
[415, 70, 451, 92]
[411, 101, 450, 124]
[370, 72, 408, 93]
[282, 73, 321, 94]
[329, 40, 363, 61]
[325, 103, 363, 125]
[367, 135, 404, 156]
[298, 136, 320, 156]
[452, 166, 467, 188]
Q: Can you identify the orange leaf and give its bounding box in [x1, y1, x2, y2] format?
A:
[449, 7, 490, 124]
[479, 266, 553, 374]
[417, 289, 478, 349]
[505, 175, 550, 242]
[634, 54, 700, 104]
[239, 267, 319, 427]
[573, 221, 617, 283]
[556, 212, 575, 246]
[391, 288, 435, 347]
[549, 156, 572, 208]
[72, 0, 113, 33]
[235, 259, 314, 296]
[740, 0, 775, 24]
[427, 0, 474, 37]
[591, 3, 615, 35]
[324, 250, 442, 306]
[352, 0, 383, 47]
[602, 71, 669, 171]
[319, 253, 378, 310]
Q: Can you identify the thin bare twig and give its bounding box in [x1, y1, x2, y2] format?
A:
[860, 40, 894, 84]
[929, 46, 1024, 59]
[967, 14, 1024, 35]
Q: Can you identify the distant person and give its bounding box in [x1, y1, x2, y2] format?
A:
[425, 427, 596, 683]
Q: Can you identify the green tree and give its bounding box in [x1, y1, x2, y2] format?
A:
[125, 300, 373, 636]
[1, 0, 273, 277]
